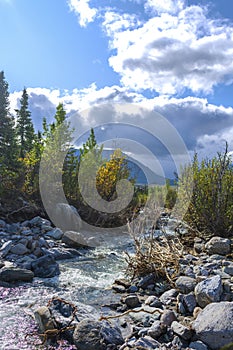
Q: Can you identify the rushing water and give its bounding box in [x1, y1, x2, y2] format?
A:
[0, 233, 133, 350]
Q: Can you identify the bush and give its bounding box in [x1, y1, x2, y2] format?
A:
[179, 144, 233, 238]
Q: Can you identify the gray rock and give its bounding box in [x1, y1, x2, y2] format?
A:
[192, 301, 233, 349]
[128, 285, 138, 293]
[0, 240, 13, 257]
[182, 293, 197, 313]
[147, 320, 166, 339]
[145, 295, 163, 308]
[31, 255, 60, 278]
[171, 321, 193, 340]
[0, 219, 6, 228]
[223, 265, 233, 276]
[62, 231, 90, 248]
[21, 229, 32, 236]
[160, 309, 177, 326]
[124, 295, 140, 308]
[45, 228, 63, 240]
[205, 236, 231, 255]
[73, 319, 123, 350]
[0, 267, 34, 282]
[131, 335, 160, 349]
[34, 306, 57, 333]
[195, 275, 223, 308]
[175, 276, 196, 294]
[138, 273, 155, 289]
[189, 340, 208, 350]
[10, 243, 29, 255]
[160, 288, 178, 304]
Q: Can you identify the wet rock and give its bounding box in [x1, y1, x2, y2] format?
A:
[112, 284, 126, 293]
[192, 301, 233, 349]
[73, 319, 123, 350]
[62, 231, 89, 248]
[171, 321, 193, 340]
[124, 295, 140, 308]
[31, 254, 60, 278]
[195, 275, 222, 308]
[0, 267, 34, 282]
[175, 276, 196, 294]
[45, 228, 63, 240]
[205, 236, 231, 255]
[189, 340, 208, 350]
[160, 309, 177, 327]
[128, 285, 138, 293]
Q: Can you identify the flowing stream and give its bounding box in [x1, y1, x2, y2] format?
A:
[0, 232, 133, 350]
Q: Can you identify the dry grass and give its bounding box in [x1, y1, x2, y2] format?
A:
[125, 205, 184, 284]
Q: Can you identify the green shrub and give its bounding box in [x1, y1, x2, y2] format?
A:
[179, 144, 233, 238]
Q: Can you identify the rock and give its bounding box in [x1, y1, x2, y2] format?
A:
[145, 295, 163, 308]
[192, 301, 233, 349]
[62, 231, 90, 248]
[205, 236, 231, 255]
[0, 240, 13, 257]
[223, 265, 233, 276]
[45, 228, 63, 240]
[171, 321, 193, 340]
[34, 306, 57, 332]
[0, 267, 34, 282]
[147, 320, 166, 339]
[160, 288, 178, 304]
[195, 275, 223, 308]
[175, 276, 196, 294]
[73, 319, 123, 350]
[0, 219, 6, 228]
[31, 255, 60, 278]
[124, 295, 140, 308]
[138, 273, 155, 289]
[160, 309, 177, 327]
[131, 335, 160, 349]
[189, 340, 208, 350]
[10, 243, 29, 256]
[112, 284, 126, 293]
[182, 293, 197, 313]
[128, 285, 138, 293]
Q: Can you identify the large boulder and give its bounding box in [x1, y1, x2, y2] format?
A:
[194, 275, 222, 308]
[205, 237, 231, 255]
[192, 302, 233, 349]
[31, 255, 60, 278]
[175, 276, 196, 294]
[0, 267, 34, 282]
[62, 231, 99, 248]
[73, 319, 124, 350]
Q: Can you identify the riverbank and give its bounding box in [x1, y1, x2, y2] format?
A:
[0, 210, 233, 349]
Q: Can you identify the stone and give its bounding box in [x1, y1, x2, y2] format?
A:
[175, 276, 196, 294]
[160, 309, 177, 327]
[182, 293, 197, 313]
[147, 320, 166, 339]
[0, 240, 13, 257]
[160, 288, 178, 304]
[128, 285, 138, 293]
[0, 267, 34, 282]
[171, 321, 193, 340]
[124, 295, 140, 308]
[31, 255, 60, 278]
[145, 295, 163, 308]
[45, 228, 63, 240]
[62, 231, 89, 248]
[73, 319, 123, 350]
[34, 306, 57, 332]
[131, 335, 160, 349]
[138, 273, 155, 289]
[10, 243, 29, 255]
[192, 301, 233, 349]
[195, 275, 223, 308]
[223, 265, 233, 276]
[205, 236, 231, 255]
[189, 340, 208, 350]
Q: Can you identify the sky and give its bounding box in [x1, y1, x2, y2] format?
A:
[1, 0, 233, 177]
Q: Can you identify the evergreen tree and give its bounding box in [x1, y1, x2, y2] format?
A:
[0, 71, 18, 170]
[15, 88, 35, 158]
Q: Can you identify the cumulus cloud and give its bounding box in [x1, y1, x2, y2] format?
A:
[101, 2, 233, 95]
[68, 0, 97, 27]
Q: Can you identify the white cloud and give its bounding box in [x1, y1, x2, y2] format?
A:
[102, 3, 233, 95]
[68, 0, 97, 27]
[144, 0, 184, 15]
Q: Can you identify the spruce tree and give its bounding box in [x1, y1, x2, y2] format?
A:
[15, 88, 35, 158]
[0, 71, 18, 170]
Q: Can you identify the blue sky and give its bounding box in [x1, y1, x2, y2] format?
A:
[1, 0, 233, 176]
